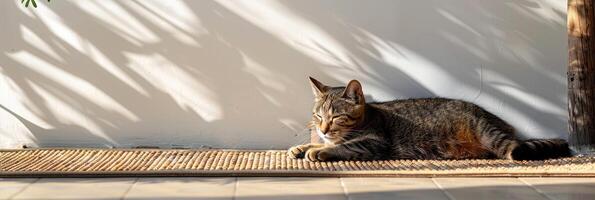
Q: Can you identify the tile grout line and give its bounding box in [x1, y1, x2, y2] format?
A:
[231, 177, 239, 200]
[517, 178, 556, 200]
[431, 178, 456, 200]
[8, 178, 40, 200]
[119, 177, 139, 200]
[338, 177, 351, 200]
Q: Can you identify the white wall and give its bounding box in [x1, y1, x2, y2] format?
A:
[0, 0, 568, 149]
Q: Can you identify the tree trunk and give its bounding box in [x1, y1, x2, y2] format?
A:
[568, 0, 595, 154]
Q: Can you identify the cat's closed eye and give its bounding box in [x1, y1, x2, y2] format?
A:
[332, 116, 349, 125]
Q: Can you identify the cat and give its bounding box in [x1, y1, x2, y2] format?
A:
[288, 77, 571, 161]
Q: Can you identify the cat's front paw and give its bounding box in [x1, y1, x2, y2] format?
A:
[288, 145, 308, 159]
[305, 148, 331, 162]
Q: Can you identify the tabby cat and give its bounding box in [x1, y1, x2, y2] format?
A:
[288, 77, 571, 161]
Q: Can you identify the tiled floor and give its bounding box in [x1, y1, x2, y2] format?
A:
[1, 177, 594, 200]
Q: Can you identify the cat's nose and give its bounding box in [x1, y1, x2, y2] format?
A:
[320, 123, 330, 134]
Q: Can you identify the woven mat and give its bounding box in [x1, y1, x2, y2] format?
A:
[1, 149, 594, 177]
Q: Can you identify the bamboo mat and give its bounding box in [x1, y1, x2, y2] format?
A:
[1, 149, 594, 177]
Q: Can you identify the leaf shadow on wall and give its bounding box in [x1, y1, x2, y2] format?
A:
[0, 0, 567, 149]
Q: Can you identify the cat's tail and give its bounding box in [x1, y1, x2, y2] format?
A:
[510, 139, 571, 160]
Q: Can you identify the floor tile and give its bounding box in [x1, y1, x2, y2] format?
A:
[0, 178, 37, 199]
[235, 177, 345, 200]
[520, 178, 595, 200]
[9, 177, 593, 200]
[433, 178, 547, 200]
[12, 178, 136, 200]
[341, 178, 449, 200]
[124, 177, 235, 200]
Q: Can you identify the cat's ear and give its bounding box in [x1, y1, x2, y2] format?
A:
[342, 80, 365, 104]
[309, 76, 328, 97]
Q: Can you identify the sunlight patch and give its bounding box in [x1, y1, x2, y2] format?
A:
[0, 73, 53, 129]
[29, 81, 117, 145]
[20, 25, 63, 62]
[125, 52, 223, 122]
[215, 0, 355, 68]
[76, 0, 160, 44]
[7, 52, 139, 122]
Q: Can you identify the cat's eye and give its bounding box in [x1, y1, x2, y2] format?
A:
[332, 116, 349, 125]
[314, 113, 322, 119]
[331, 114, 350, 120]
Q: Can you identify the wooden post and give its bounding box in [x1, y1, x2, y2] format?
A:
[568, 0, 595, 154]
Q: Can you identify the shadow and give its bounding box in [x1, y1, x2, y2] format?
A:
[279, 0, 567, 139]
[0, 0, 567, 149]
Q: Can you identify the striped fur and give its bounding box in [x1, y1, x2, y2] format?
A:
[288, 78, 571, 161]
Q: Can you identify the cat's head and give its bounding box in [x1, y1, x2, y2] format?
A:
[308, 77, 366, 144]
